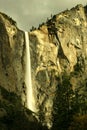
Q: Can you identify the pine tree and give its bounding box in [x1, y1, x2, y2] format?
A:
[52, 73, 74, 130]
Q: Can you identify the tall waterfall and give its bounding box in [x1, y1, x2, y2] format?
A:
[24, 31, 36, 112]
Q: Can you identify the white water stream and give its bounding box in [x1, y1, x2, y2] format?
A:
[24, 31, 36, 112]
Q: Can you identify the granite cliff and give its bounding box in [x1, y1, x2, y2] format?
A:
[0, 4, 87, 130]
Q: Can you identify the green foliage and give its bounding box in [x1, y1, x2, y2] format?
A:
[52, 74, 74, 130]
[52, 71, 87, 130]
[73, 89, 87, 115]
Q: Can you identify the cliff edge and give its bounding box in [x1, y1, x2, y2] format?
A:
[0, 4, 87, 130]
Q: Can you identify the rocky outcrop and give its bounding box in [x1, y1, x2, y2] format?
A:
[0, 13, 24, 94]
[0, 4, 87, 130]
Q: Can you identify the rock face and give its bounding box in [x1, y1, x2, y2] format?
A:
[0, 4, 87, 130]
[0, 13, 24, 94]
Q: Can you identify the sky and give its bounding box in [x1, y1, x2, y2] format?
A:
[0, 0, 87, 31]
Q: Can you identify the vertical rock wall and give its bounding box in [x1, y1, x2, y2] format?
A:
[0, 4, 87, 129]
[0, 13, 25, 96]
[29, 4, 87, 128]
[29, 28, 59, 127]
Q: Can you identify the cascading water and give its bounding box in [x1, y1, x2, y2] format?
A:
[24, 31, 37, 112]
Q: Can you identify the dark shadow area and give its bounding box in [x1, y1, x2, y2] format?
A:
[84, 5, 87, 20]
[0, 110, 48, 130]
[51, 72, 87, 130]
[0, 86, 48, 130]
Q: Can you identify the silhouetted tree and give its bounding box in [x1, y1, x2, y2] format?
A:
[30, 26, 36, 31]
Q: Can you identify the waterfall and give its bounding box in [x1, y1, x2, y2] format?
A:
[24, 31, 36, 112]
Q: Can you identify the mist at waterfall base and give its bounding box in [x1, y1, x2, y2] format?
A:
[24, 31, 37, 113]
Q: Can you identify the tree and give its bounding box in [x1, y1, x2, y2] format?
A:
[52, 73, 74, 130]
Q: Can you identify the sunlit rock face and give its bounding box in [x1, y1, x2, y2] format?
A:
[28, 5, 87, 128]
[29, 28, 58, 128]
[0, 4, 87, 130]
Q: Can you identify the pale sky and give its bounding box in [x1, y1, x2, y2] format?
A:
[0, 0, 87, 31]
